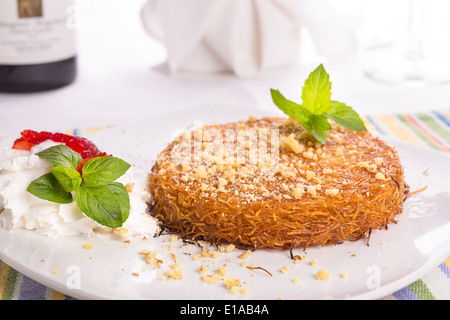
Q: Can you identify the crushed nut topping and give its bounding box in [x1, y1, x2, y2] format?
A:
[316, 269, 331, 280]
[154, 117, 395, 206]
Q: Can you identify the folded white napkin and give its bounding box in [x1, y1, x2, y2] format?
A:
[141, 0, 356, 77]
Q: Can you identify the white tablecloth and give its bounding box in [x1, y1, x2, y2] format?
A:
[1, 0, 449, 139]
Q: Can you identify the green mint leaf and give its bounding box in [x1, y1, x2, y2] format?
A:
[75, 184, 125, 228]
[37, 145, 82, 170]
[270, 89, 311, 125]
[272, 88, 330, 143]
[50, 166, 82, 192]
[107, 182, 130, 223]
[301, 64, 331, 115]
[301, 114, 332, 144]
[81, 156, 131, 187]
[27, 173, 73, 204]
[323, 101, 367, 132]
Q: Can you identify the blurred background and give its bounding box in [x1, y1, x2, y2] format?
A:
[1, 0, 450, 136]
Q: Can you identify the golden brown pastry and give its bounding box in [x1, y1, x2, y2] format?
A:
[149, 116, 408, 249]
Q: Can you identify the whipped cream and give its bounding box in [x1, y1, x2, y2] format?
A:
[0, 141, 159, 239]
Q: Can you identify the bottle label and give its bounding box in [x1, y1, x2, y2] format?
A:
[0, 0, 76, 65]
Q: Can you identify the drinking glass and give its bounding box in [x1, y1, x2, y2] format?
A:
[364, 0, 450, 85]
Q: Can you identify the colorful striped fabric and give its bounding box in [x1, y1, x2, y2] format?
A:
[365, 110, 450, 300]
[0, 263, 71, 300]
[0, 110, 449, 300]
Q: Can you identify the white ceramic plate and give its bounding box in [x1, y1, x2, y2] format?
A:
[1, 103, 450, 300]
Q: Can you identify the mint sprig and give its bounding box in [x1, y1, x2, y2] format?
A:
[27, 145, 131, 228]
[271, 64, 367, 143]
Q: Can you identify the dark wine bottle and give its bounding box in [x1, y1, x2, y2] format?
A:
[0, 0, 77, 93]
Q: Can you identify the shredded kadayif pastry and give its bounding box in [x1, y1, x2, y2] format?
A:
[148, 116, 408, 249]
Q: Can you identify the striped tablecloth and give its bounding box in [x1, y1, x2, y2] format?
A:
[1, 110, 449, 300]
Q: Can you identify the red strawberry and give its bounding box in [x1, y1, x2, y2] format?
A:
[12, 130, 104, 160]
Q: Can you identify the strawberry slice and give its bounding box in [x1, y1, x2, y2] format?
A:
[12, 130, 104, 160]
[11, 140, 35, 151]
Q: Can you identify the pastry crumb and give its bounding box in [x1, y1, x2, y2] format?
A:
[229, 286, 240, 294]
[201, 273, 222, 284]
[225, 277, 241, 289]
[217, 266, 227, 276]
[239, 250, 251, 259]
[316, 269, 331, 280]
[165, 268, 183, 280]
[225, 244, 235, 253]
[241, 286, 250, 294]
